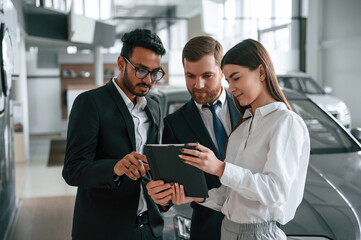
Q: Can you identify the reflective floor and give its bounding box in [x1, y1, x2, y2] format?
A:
[9, 135, 76, 240]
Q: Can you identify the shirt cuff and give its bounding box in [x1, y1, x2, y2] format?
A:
[220, 162, 234, 186]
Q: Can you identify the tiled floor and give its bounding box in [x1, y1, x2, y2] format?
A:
[16, 135, 76, 199]
[9, 135, 77, 240]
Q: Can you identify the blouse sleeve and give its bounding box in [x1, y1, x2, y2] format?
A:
[219, 114, 310, 207]
[200, 184, 227, 212]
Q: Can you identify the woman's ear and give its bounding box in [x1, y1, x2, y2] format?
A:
[259, 64, 266, 81]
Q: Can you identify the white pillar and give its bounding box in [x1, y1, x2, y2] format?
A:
[94, 46, 103, 86]
[17, 30, 30, 161]
[306, 0, 323, 83]
[290, 0, 301, 71]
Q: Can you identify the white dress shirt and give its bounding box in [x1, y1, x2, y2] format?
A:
[194, 87, 232, 152]
[112, 78, 150, 214]
[201, 102, 310, 225]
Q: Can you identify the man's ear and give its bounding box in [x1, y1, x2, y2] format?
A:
[117, 56, 126, 71]
[259, 64, 266, 81]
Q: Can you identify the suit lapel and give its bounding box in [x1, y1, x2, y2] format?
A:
[182, 100, 221, 158]
[226, 92, 241, 129]
[105, 80, 136, 150]
[145, 97, 159, 144]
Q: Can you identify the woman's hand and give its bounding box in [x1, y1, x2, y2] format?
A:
[179, 143, 225, 178]
[171, 182, 204, 205]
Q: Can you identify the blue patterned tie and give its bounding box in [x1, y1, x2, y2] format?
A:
[203, 101, 228, 158]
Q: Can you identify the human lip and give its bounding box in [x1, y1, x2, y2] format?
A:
[234, 93, 243, 98]
[193, 89, 207, 93]
[138, 84, 151, 90]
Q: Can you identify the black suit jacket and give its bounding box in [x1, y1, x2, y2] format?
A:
[162, 91, 241, 240]
[63, 80, 163, 240]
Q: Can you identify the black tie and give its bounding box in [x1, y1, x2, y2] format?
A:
[203, 101, 228, 158]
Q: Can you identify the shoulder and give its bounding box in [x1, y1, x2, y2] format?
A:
[145, 95, 160, 113]
[274, 108, 308, 134]
[164, 100, 193, 121]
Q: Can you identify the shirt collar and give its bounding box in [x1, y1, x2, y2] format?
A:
[243, 101, 287, 119]
[194, 86, 227, 111]
[112, 78, 147, 111]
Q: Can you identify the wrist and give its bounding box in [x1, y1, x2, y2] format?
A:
[216, 162, 226, 178]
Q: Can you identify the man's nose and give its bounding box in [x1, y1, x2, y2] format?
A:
[142, 73, 153, 85]
[195, 78, 205, 88]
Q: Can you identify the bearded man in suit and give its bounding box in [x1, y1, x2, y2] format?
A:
[147, 36, 241, 240]
[63, 29, 166, 240]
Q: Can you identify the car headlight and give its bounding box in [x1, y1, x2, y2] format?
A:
[173, 215, 191, 239]
[287, 237, 332, 240]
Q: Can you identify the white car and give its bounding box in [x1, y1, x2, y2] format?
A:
[277, 72, 352, 129]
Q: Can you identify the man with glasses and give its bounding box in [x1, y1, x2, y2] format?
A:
[63, 29, 166, 240]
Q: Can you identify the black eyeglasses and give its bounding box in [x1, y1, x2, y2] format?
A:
[123, 56, 165, 82]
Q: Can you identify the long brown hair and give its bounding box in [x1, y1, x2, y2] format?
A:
[221, 39, 291, 116]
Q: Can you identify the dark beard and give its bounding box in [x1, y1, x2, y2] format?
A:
[123, 68, 152, 97]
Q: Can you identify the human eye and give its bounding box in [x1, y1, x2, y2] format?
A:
[136, 68, 148, 78]
[186, 74, 195, 78]
[203, 74, 213, 79]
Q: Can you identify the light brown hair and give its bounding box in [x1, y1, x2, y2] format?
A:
[182, 36, 223, 66]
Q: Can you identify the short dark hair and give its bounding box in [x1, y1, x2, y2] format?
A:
[120, 29, 166, 58]
[221, 39, 292, 113]
[182, 36, 223, 66]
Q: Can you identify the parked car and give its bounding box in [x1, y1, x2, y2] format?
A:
[149, 85, 361, 240]
[277, 72, 352, 129]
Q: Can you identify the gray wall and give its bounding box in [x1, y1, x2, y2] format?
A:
[307, 0, 361, 128]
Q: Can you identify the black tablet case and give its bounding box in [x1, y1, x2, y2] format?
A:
[144, 144, 208, 198]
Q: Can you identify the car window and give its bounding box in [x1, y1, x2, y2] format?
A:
[278, 77, 303, 93]
[289, 99, 360, 154]
[301, 77, 324, 94]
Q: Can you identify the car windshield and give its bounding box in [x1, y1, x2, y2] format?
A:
[301, 77, 325, 94]
[278, 77, 324, 94]
[289, 99, 360, 154]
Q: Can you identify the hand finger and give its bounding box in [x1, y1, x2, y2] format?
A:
[131, 152, 147, 162]
[152, 188, 173, 201]
[180, 184, 185, 200]
[144, 163, 150, 171]
[148, 183, 172, 197]
[179, 154, 201, 164]
[180, 148, 201, 158]
[187, 142, 209, 152]
[122, 167, 138, 181]
[152, 183, 172, 193]
[128, 165, 141, 178]
[154, 195, 172, 205]
[126, 155, 146, 177]
[175, 183, 180, 204]
[146, 180, 165, 190]
[127, 154, 143, 169]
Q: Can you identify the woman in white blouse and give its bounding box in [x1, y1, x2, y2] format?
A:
[173, 39, 310, 239]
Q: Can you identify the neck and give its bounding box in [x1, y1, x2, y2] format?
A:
[250, 92, 276, 115]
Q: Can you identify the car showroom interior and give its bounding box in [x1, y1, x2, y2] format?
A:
[1, 0, 361, 240]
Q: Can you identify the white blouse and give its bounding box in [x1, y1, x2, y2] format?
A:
[201, 102, 310, 225]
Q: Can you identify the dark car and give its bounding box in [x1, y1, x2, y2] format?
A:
[149, 85, 361, 240]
